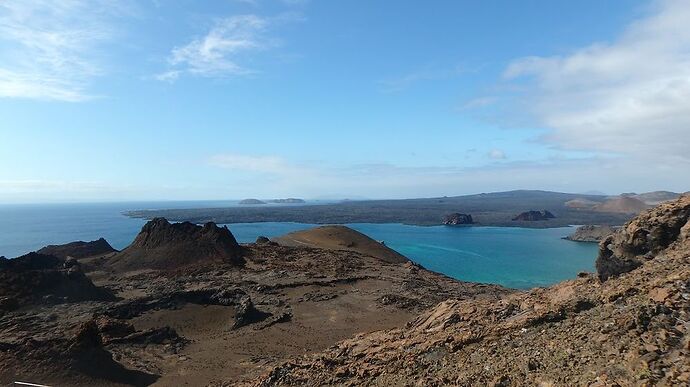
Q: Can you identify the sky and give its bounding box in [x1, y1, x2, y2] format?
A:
[1, 0, 689, 203]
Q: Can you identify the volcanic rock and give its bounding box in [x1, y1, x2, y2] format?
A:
[512, 210, 556, 221]
[596, 194, 690, 281]
[255, 236, 277, 246]
[564, 225, 619, 243]
[232, 296, 271, 330]
[38, 238, 116, 259]
[0, 252, 115, 310]
[442, 213, 474, 225]
[107, 218, 244, 271]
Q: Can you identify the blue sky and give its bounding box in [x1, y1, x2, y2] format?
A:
[1, 0, 689, 203]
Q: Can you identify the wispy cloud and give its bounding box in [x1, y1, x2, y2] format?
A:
[503, 0, 690, 162]
[378, 64, 475, 93]
[0, 1, 128, 101]
[158, 13, 300, 81]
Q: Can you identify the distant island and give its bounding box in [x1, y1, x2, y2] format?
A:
[267, 198, 305, 204]
[238, 198, 267, 205]
[125, 190, 647, 228]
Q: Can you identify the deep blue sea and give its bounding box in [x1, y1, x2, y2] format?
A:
[0, 202, 597, 289]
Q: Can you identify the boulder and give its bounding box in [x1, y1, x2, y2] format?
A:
[232, 296, 271, 329]
[256, 235, 271, 245]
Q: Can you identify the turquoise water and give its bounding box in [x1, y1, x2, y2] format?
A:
[0, 203, 597, 289]
[347, 224, 597, 289]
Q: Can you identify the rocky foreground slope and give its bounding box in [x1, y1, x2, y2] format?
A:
[243, 196, 690, 386]
[0, 220, 507, 386]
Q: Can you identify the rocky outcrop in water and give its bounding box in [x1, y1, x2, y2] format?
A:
[107, 218, 244, 271]
[38, 238, 117, 258]
[442, 213, 474, 225]
[512, 210, 555, 221]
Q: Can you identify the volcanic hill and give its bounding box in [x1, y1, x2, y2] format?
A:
[106, 218, 244, 272]
[273, 225, 408, 264]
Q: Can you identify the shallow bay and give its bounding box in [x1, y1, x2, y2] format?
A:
[0, 202, 597, 289]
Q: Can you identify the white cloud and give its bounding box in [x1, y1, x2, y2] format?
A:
[503, 0, 690, 162]
[153, 70, 181, 83]
[487, 149, 506, 160]
[159, 15, 271, 80]
[0, 1, 127, 101]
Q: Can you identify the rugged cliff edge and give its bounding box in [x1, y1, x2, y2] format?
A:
[246, 196, 690, 386]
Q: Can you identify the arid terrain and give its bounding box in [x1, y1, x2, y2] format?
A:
[0, 219, 507, 386]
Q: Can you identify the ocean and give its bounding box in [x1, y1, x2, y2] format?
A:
[0, 202, 598, 289]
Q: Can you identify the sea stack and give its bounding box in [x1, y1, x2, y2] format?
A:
[442, 213, 474, 225]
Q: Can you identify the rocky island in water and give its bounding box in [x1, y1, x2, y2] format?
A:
[1, 196, 689, 385]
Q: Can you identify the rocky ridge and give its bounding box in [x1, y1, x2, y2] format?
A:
[38, 238, 117, 258]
